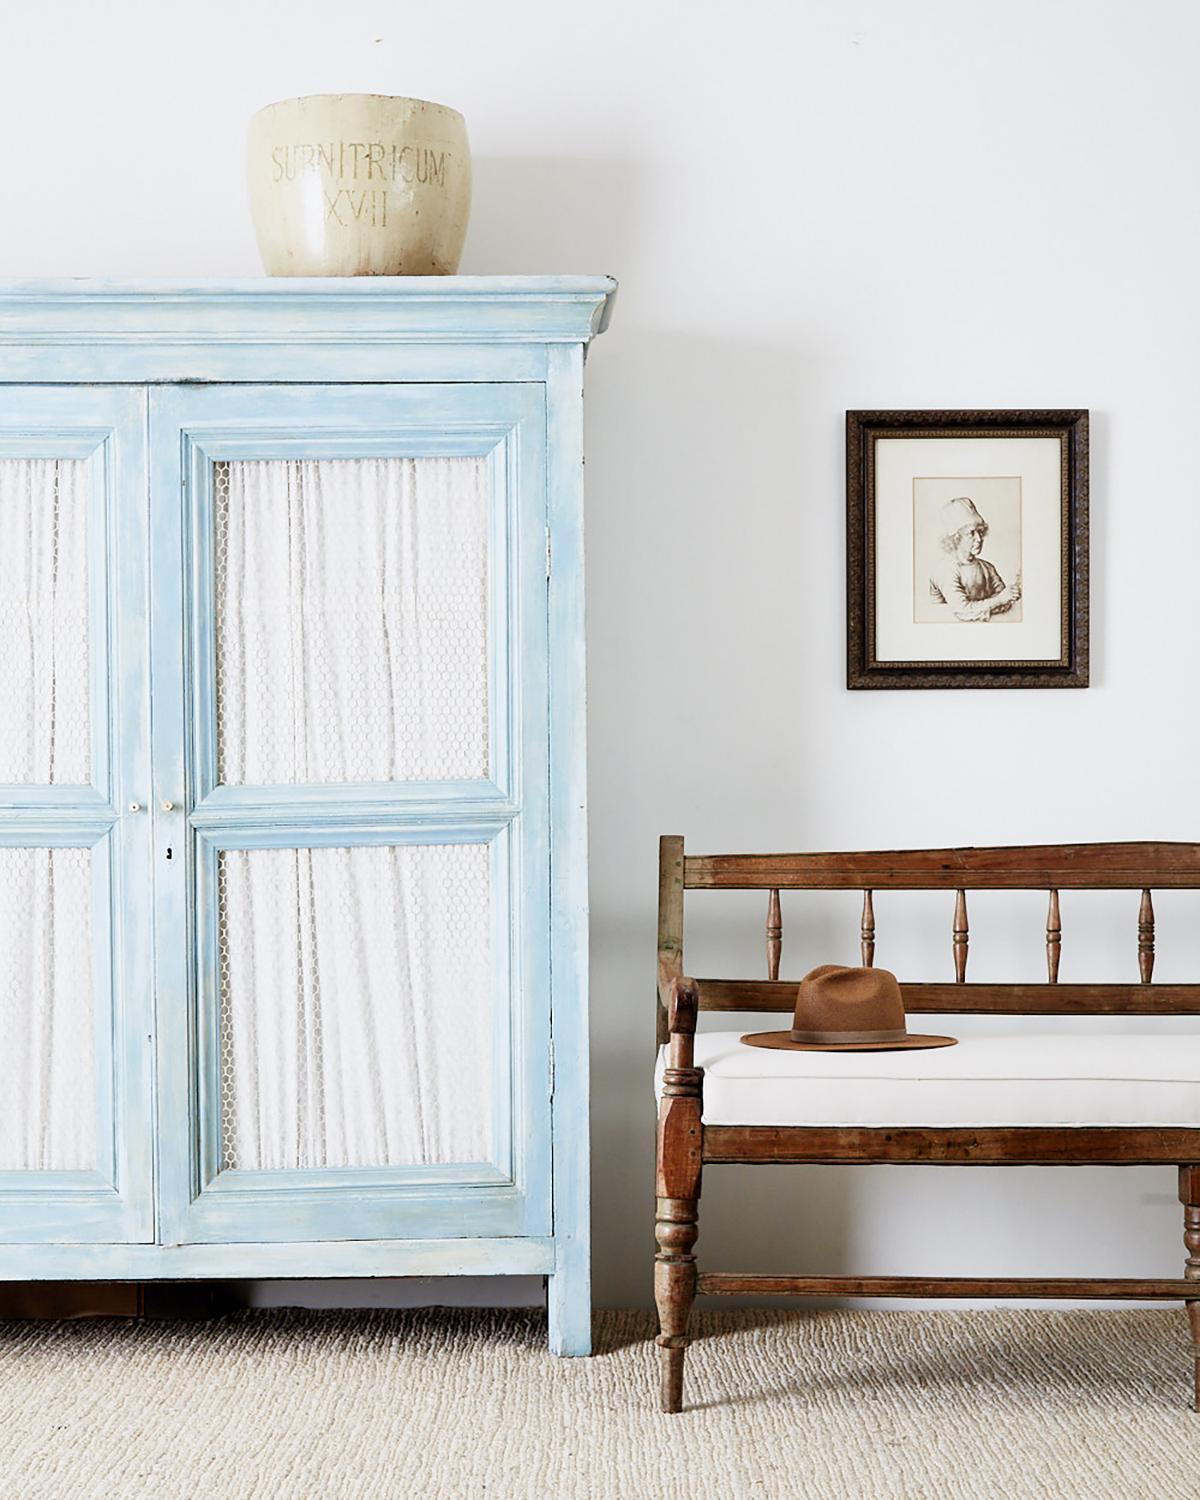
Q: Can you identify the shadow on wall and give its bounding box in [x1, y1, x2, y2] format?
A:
[583, 324, 849, 1307]
[458, 158, 639, 275]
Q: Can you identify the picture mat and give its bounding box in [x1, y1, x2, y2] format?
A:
[874, 436, 1062, 663]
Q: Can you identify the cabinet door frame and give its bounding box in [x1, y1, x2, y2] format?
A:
[149, 383, 552, 1246]
[0, 386, 153, 1244]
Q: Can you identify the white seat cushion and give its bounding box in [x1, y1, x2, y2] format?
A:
[654, 1029, 1200, 1127]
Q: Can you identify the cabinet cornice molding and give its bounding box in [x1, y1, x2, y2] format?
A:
[0, 276, 617, 346]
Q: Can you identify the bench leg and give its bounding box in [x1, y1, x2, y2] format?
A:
[1180, 1167, 1200, 1410]
[655, 1066, 703, 1413]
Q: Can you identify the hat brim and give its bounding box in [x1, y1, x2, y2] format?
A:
[740, 1030, 957, 1052]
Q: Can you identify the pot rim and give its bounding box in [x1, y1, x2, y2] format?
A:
[252, 93, 465, 123]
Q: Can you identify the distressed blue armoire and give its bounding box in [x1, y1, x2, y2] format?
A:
[0, 277, 614, 1354]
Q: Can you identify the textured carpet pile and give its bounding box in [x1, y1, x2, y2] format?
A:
[0, 1307, 1197, 1498]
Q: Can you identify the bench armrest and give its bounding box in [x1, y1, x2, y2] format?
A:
[657, 969, 699, 1069]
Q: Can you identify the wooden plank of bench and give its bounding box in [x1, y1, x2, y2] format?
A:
[684, 841, 1200, 890]
[693, 979, 1200, 1014]
[696, 1274, 1196, 1299]
[701, 1126, 1200, 1165]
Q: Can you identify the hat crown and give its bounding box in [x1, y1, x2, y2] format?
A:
[940, 495, 986, 536]
[790, 964, 906, 1044]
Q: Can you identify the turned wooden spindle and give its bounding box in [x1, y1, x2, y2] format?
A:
[860, 889, 875, 968]
[1179, 1167, 1200, 1410]
[1046, 889, 1061, 984]
[952, 889, 968, 983]
[1138, 889, 1155, 984]
[766, 889, 782, 981]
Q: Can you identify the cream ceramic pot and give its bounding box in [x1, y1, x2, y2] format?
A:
[248, 94, 471, 275]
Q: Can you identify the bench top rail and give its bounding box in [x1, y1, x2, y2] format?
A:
[683, 841, 1200, 891]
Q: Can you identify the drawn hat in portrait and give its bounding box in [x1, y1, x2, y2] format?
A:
[940, 495, 986, 539]
[740, 964, 957, 1051]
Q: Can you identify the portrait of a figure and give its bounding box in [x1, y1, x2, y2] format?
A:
[913, 479, 1023, 624]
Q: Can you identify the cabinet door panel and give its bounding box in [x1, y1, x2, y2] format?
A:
[216, 839, 494, 1173]
[0, 458, 91, 785]
[212, 455, 491, 786]
[0, 388, 153, 1243]
[0, 845, 97, 1171]
[151, 385, 549, 1245]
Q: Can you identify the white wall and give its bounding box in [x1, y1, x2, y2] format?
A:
[3, 0, 1199, 1308]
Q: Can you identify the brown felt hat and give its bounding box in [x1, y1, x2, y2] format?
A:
[741, 964, 957, 1052]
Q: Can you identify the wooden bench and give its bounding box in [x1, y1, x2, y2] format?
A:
[654, 836, 1200, 1412]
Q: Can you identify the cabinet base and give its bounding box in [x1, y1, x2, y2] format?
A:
[0, 1237, 555, 1282]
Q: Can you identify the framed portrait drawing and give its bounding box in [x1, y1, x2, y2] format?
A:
[846, 409, 1089, 689]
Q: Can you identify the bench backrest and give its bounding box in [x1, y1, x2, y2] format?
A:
[656, 836, 1200, 1044]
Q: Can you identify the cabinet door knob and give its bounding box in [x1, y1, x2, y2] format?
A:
[161, 799, 175, 812]
[128, 802, 141, 813]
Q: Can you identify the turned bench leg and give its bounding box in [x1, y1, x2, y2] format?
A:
[655, 1065, 703, 1413]
[655, 1196, 698, 1412]
[1181, 1167, 1200, 1410]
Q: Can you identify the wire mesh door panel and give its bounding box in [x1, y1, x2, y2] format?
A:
[211, 456, 491, 789]
[0, 461, 96, 1171]
[0, 845, 95, 1171]
[0, 459, 91, 786]
[216, 840, 493, 1173]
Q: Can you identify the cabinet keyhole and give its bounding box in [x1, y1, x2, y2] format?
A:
[166, 846, 173, 860]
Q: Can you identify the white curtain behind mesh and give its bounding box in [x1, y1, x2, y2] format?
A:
[0, 460, 90, 784]
[214, 457, 489, 785]
[212, 457, 495, 1171]
[0, 460, 95, 1171]
[219, 843, 492, 1171]
[0, 848, 95, 1170]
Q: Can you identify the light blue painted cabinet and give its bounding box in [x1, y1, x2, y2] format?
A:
[0, 278, 614, 1354]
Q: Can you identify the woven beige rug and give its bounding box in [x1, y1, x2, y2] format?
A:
[0, 1307, 1197, 1499]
